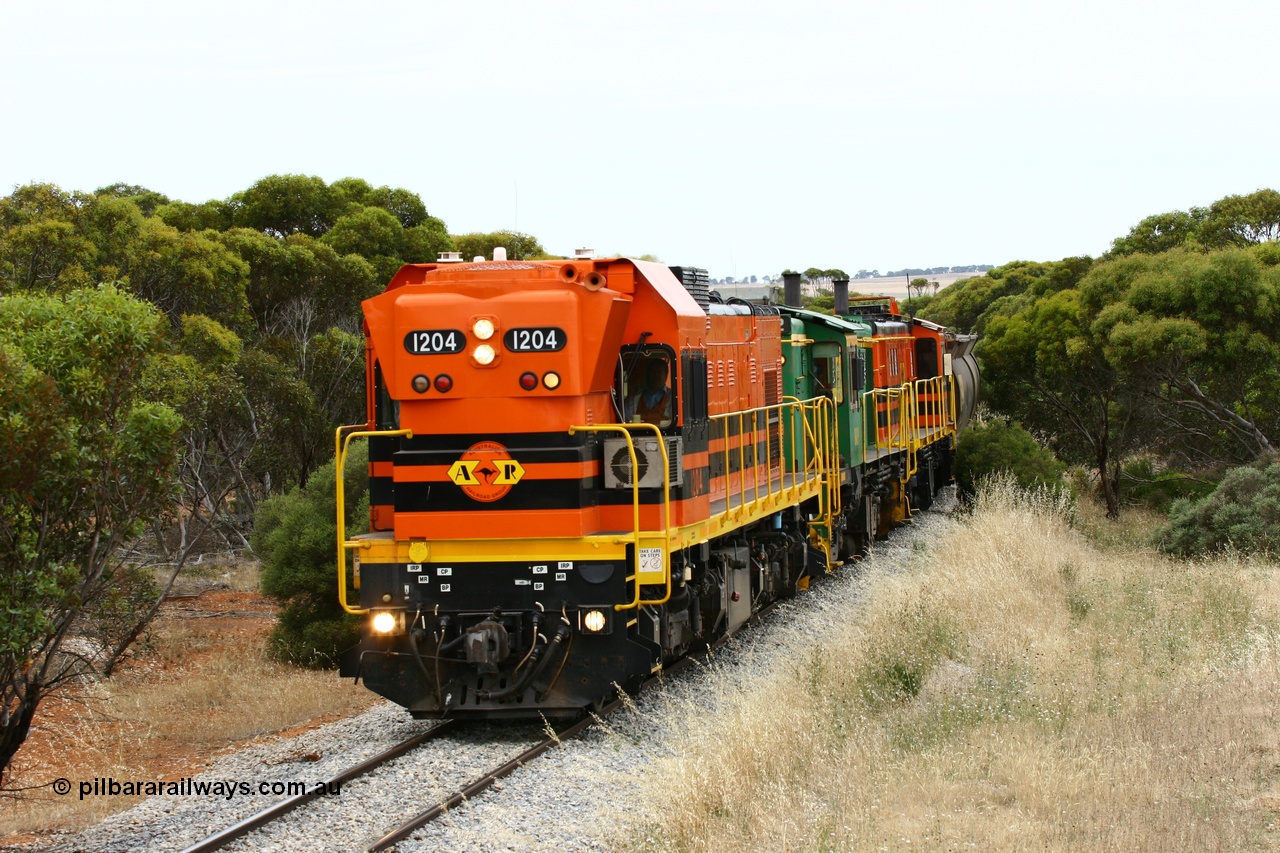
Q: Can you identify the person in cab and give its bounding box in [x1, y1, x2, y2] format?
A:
[625, 358, 672, 425]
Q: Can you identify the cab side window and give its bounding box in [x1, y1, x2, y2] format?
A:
[812, 345, 844, 404]
[618, 351, 675, 427]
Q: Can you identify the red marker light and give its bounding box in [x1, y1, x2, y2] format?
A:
[519, 372, 538, 391]
[434, 374, 453, 393]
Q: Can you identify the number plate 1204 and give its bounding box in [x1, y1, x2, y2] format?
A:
[503, 327, 566, 352]
[404, 329, 465, 355]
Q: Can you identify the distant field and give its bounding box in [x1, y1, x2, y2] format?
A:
[848, 271, 982, 299]
[713, 271, 982, 303]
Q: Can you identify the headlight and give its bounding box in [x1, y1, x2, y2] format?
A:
[473, 344, 496, 365]
[472, 318, 495, 340]
[581, 609, 608, 633]
[372, 612, 398, 634]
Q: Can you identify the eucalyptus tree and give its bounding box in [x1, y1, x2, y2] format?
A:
[0, 286, 182, 786]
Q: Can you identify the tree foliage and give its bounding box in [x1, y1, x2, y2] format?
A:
[980, 285, 1150, 517]
[919, 257, 1093, 334]
[1108, 189, 1280, 257]
[966, 190, 1280, 516]
[0, 286, 182, 786]
[0, 174, 551, 781]
[1082, 248, 1280, 465]
[253, 445, 367, 667]
[453, 230, 546, 261]
[231, 174, 342, 238]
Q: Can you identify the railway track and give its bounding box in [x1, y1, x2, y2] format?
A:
[177, 721, 459, 853]
[370, 600, 785, 850]
[367, 703, 620, 852]
[174, 711, 604, 853]
[178, 598, 787, 853]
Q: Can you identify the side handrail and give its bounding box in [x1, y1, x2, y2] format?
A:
[904, 375, 958, 461]
[567, 423, 673, 611]
[774, 395, 839, 562]
[713, 398, 833, 507]
[335, 425, 413, 615]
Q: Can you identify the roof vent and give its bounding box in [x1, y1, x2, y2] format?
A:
[575, 248, 596, 259]
[437, 251, 463, 263]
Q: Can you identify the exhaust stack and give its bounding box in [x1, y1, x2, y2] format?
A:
[782, 272, 802, 307]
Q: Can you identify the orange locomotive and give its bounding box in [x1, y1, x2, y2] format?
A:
[337, 253, 972, 718]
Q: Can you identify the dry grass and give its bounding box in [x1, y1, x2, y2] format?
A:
[0, 591, 376, 842]
[628, 481, 1280, 852]
[166, 553, 263, 594]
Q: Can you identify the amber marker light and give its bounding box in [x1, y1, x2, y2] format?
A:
[412, 374, 431, 393]
[473, 344, 496, 365]
[542, 371, 561, 390]
[472, 318, 495, 340]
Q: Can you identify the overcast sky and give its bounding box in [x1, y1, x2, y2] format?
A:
[2, 1, 1277, 279]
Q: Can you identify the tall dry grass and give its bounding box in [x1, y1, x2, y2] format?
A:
[627, 481, 1280, 851]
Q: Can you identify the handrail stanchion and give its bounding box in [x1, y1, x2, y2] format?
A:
[567, 424, 672, 610]
[335, 426, 413, 615]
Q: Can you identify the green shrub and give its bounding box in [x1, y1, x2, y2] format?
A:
[954, 418, 1065, 497]
[1153, 461, 1280, 558]
[253, 444, 368, 667]
[1119, 456, 1217, 511]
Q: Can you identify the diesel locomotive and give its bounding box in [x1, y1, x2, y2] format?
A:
[336, 252, 978, 718]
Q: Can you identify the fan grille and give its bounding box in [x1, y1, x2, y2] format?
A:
[609, 446, 649, 486]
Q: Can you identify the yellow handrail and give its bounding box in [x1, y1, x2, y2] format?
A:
[769, 396, 839, 564]
[335, 425, 413, 615]
[567, 423, 673, 611]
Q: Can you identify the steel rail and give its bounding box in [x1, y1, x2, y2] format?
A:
[178, 719, 458, 853]
[366, 705, 620, 852]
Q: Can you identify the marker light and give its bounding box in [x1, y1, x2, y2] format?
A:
[582, 609, 607, 633]
[472, 318, 495, 340]
[372, 612, 398, 634]
[412, 374, 431, 394]
[520, 372, 538, 391]
[473, 344, 496, 365]
[434, 374, 453, 393]
[542, 372, 561, 390]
